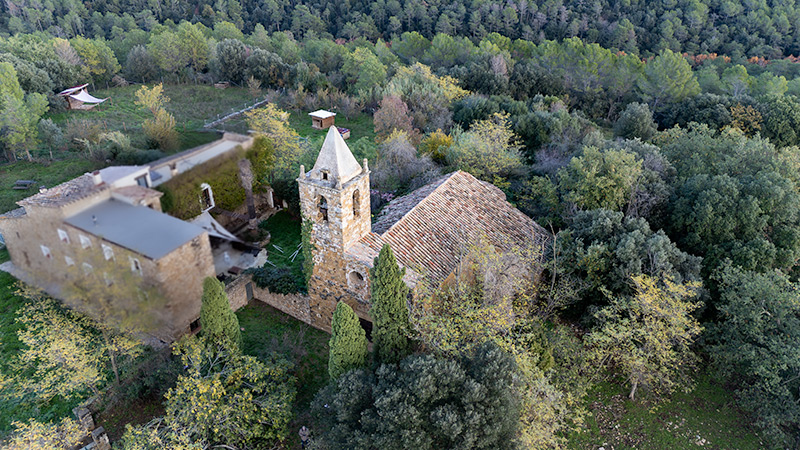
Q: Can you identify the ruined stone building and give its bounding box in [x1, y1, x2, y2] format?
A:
[298, 127, 548, 332]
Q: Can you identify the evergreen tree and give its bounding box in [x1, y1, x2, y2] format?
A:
[200, 277, 242, 350]
[370, 244, 412, 365]
[328, 301, 369, 380]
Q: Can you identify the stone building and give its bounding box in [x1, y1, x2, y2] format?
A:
[298, 127, 548, 332]
[0, 165, 217, 342]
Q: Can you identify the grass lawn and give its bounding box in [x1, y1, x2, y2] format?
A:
[259, 211, 306, 286]
[237, 301, 329, 449]
[567, 373, 764, 450]
[46, 84, 252, 152]
[286, 110, 377, 143]
[214, 106, 377, 142]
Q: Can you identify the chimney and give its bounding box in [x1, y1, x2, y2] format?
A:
[299, 165, 305, 178]
[92, 215, 97, 226]
[92, 171, 102, 185]
[38, 186, 47, 193]
[363, 158, 369, 173]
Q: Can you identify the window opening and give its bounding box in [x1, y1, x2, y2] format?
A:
[352, 190, 360, 217]
[102, 244, 114, 261]
[129, 256, 142, 275]
[318, 196, 329, 222]
[200, 183, 215, 211]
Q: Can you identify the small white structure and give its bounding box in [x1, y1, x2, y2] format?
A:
[58, 84, 108, 110]
[309, 110, 336, 129]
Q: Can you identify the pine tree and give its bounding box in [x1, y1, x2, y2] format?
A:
[200, 277, 242, 350]
[328, 301, 369, 380]
[370, 244, 412, 365]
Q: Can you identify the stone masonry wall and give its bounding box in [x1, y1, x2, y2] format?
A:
[225, 273, 311, 324]
[155, 233, 216, 339]
[299, 169, 373, 332]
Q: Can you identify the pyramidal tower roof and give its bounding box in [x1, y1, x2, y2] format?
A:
[312, 126, 362, 185]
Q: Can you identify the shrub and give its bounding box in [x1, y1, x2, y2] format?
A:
[249, 266, 302, 294]
[614, 102, 657, 140]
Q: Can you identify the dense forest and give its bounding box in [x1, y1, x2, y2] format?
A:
[1, 0, 800, 448]
[6, 0, 800, 57]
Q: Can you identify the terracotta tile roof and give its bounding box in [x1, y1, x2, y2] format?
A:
[372, 173, 453, 234]
[18, 174, 105, 207]
[357, 171, 548, 284]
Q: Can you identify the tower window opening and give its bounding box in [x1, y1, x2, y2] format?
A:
[353, 189, 360, 217]
[319, 196, 329, 222]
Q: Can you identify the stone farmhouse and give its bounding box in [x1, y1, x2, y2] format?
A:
[0, 134, 261, 342]
[298, 127, 548, 332]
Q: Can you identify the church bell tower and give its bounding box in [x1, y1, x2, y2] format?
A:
[297, 126, 371, 253]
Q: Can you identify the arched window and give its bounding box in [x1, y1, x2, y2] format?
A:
[318, 196, 329, 222]
[352, 189, 360, 217]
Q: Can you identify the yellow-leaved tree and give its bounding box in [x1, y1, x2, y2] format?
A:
[245, 103, 302, 181]
[135, 83, 179, 151]
[586, 274, 703, 401]
[4, 417, 84, 450]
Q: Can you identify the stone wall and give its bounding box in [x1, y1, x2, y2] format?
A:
[155, 233, 216, 339]
[225, 273, 312, 325]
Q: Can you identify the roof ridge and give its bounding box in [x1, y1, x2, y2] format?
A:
[379, 170, 462, 238]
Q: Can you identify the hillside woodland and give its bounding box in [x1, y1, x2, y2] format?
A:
[0, 1, 799, 449]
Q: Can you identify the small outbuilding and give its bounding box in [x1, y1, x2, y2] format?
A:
[58, 84, 108, 110]
[309, 110, 336, 129]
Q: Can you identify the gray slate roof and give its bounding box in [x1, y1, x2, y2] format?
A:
[65, 199, 206, 260]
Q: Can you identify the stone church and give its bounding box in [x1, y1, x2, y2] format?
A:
[298, 127, 548, 332]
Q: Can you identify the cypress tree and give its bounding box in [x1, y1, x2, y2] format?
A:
[200, 277, 242, 350]
[370, 244, 412, 365]
[328, 301, 369, 380]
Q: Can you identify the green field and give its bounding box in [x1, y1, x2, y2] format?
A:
[46, 84, 252, 152]
[567, 374, 763, 450]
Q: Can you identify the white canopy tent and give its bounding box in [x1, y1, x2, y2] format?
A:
[58, 84, 108, 110]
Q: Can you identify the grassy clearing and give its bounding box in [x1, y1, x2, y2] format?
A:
[567, 373, 763, 450]
[259, 211, 305, 283]
[215, 106, 377, 141]
[46, 84, 251, 152]
[286, 110, 377, 143]
[237, 301, 329, 449]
